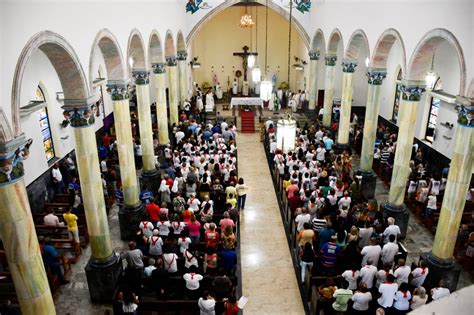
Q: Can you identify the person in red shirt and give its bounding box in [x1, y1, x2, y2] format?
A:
[289, 190, 302, 216]
[102, 132, 111, 147]
[146, 197, 161, 225]
[165, 175, 174, 188]
[182, 208, 194, 223]
[205, 223, 220, 249]
[223, 295, 239, 315]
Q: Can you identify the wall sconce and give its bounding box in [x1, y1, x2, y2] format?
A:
[189, 57, 201, 69]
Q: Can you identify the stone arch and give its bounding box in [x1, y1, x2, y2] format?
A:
[345, 29, 370, 60]
[164, 30, 176, 58]
[176, 30, 186, 54]
[371, 28, 406, 73]
[327, 28, 344, 56]
[311, 29, 326, 54]
[127, 29, 147, 74]
[148, 30, 164, 65]
[89, 28, 126, 88]
[186, 0, 310, 48]
[407, 28, 466, 96]
[11, 31, 89, 136]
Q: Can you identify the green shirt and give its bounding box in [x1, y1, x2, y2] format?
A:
[332, 289, 353, 312]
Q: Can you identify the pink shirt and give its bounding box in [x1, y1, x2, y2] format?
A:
[219, 218, 235, 230]
[187, 221, 201, 236]
[287, 184, 299, 198]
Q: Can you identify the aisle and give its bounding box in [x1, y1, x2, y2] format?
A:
[238, 133, 305, 314]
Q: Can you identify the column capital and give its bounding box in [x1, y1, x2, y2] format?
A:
[152, 62, 166, 74]
[309, 50, 320, 60]
[325, 55, 337, 66]
[455, 96, 474, 127]
[0, 111, 32, 185]
[166, 56, 177, 67]
[131, 69, 150, 85]
[62, 96, 100, 128]
[342, 59, 358, 73]
[366, 68, 387, 85]
[399, 80, 426, 101]
[176, 51, 188, 61]
[106, 80, 130, 101]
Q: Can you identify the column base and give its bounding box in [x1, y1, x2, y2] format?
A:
[421, 252, 461, 293]
[335, 143, 351, 154]
[306, 109, 317, 120]
[140, 169, 161, 192]
[381, 201, 409, 239]
[85, 253, 123, 302]
[119, 202, 146, 240]
[359, 170, 377, 200]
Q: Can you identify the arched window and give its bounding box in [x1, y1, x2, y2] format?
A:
[425, 77, 442, 143]
[391, 68, 403, 124]
[36, 86, 55, 162]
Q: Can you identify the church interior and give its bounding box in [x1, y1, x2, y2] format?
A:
[0, 0, 473, 314]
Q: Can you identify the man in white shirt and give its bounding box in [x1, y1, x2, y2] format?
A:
[139, 220, 154, 238]
[43, 211, 61, 226]
[175, 129, 185, 144]
[183, 266, 203, 291]
[338, 192, 351, 210]
[383, 217, 401, 244]
[360, 237, 382, 267]
[295, 208, 311, 232]
[51, 163, 63, 194]
[351, 283, 372, 312]
[393, 258, 411, 286]
[378, 274, 398, 308]
[381, 234, 399, 266]
[359, 259, 378, 289]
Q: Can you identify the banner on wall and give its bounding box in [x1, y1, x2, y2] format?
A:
[186, 0, 213, 14]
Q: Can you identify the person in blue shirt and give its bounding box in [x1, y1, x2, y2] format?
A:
[219, 249, 237, 275]
[115, 185, 124, 207]
[140, 187, 154, 205]
[98, 144, 108, 159]
[211, 124, 221, 135]
[203, 129, 213, 141]
[324, 136, 334, 151]
[42, 237, 68, 284]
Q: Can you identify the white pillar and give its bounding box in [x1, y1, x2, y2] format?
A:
[308, 50, 320, 111]
[322, 55, 337, 128]
[177, 51, 188, 110]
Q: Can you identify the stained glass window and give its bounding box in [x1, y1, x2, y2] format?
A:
[36, 86, 55, 162]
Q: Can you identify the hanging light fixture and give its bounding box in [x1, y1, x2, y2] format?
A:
[425, 54, 437, 89]
[240, 4, 254, 28]
[260, 80, 272, 101]
[276, 112, 297, 152]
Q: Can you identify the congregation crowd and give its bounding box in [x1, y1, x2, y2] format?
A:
[265, 118, 459, 314]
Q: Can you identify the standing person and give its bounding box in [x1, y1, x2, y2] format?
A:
[393, 283, 411, 314]
[332, 279, 353, 313]
[381, 234, 399, 266]
[198, 290, 216, 315]
[146, 198, 161, 226]
[42, 237, 68, 284]
[377, 274, 398, 309]
[300, 242, 315, 283]
[235, 177, 247, 210]
[63, 207, 80, 248]
[351, 282, 372, 315]
[223, 295, 239, 315]
[51, 163, 64, 194]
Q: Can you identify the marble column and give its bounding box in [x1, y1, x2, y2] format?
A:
[177, 51, 188, 110]
[336, 59, 357, 149]
[424, 99, 474, 292]
[167, 56, 179, 126]
[308, 51, 320, 114]
[359, 69, 387, 199]
[106, 81, 145, 240]
[152, 63, 170, 145]
[62, 99, 121, 301]
[132, 70, 159, 191]
[0, 113, 55, 314]
[322, 55, 337, 128]
[382, 81, 425, 238]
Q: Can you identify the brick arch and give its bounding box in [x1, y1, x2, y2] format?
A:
[11, 31, 89, 136]
[164, 30, 176, 58]
[345, 29, 370, 60]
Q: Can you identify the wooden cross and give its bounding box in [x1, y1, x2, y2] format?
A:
[233, 45, 258, 81]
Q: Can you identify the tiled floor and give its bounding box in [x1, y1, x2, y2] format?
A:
[238, 132, 305, 314]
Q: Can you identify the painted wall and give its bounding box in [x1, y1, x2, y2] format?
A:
[190, 5, 308, 92]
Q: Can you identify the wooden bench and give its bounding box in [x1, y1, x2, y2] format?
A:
[35, 225, 89, 244]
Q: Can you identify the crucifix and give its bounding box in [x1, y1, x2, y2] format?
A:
[233, 45, 258, 81]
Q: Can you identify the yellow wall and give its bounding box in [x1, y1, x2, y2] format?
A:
[190, 5, 309, 92]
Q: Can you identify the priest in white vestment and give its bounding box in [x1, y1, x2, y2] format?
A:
[205, 90, 215, 112]
[215, 83, 223, 100]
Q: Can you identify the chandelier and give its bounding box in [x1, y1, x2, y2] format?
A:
[240, 14, 254, 28]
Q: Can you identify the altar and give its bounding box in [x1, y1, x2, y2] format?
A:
[230, 97, 264, 109]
